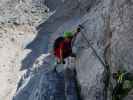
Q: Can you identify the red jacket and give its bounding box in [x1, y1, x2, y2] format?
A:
[54, 39, 72, 59]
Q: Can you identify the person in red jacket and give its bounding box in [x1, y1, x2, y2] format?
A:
[54, 27, 80, 64]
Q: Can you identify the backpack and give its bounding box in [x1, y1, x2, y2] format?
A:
[53, 37, 64, 51]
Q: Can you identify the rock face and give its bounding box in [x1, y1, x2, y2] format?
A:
[110, 0, 133, 99]
[3, 0, 133, 100]
[0, 0, 49, 25]
[13, 54, 80, 100]
[0, 0, 49, 100]
[110, 0, 133, 72]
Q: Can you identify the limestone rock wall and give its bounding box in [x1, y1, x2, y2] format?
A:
[0, 0, 49, 100]
[2, 0, 133, 100]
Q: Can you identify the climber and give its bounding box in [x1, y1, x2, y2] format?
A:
[53, 27, 81, 64]
[112, 70, 133, 100]
[112, 70, 125, 100]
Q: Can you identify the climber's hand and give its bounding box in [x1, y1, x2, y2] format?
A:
[76, 27, 81, 32]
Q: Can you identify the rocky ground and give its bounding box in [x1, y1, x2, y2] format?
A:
[0, 0, 49, 100]
[0, 23, 35, 100]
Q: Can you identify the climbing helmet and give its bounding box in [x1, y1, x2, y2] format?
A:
[64, 31, 73, 38]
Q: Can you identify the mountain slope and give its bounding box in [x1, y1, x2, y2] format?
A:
[13, 0, 133, 100]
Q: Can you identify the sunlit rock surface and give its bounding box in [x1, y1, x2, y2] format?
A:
[2, 0, 133, 100]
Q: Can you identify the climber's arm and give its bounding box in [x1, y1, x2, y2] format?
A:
[60, 49, 63, 62]
[71, 27, 81, 45]
[60, 44, 64, 62]
[73, 27, 81, 38]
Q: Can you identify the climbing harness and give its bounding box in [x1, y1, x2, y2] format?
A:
[115, 71, 132, 83]
[118, 73, 124, 83]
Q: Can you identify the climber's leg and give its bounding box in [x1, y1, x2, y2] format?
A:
[56, 57, 65, 64]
